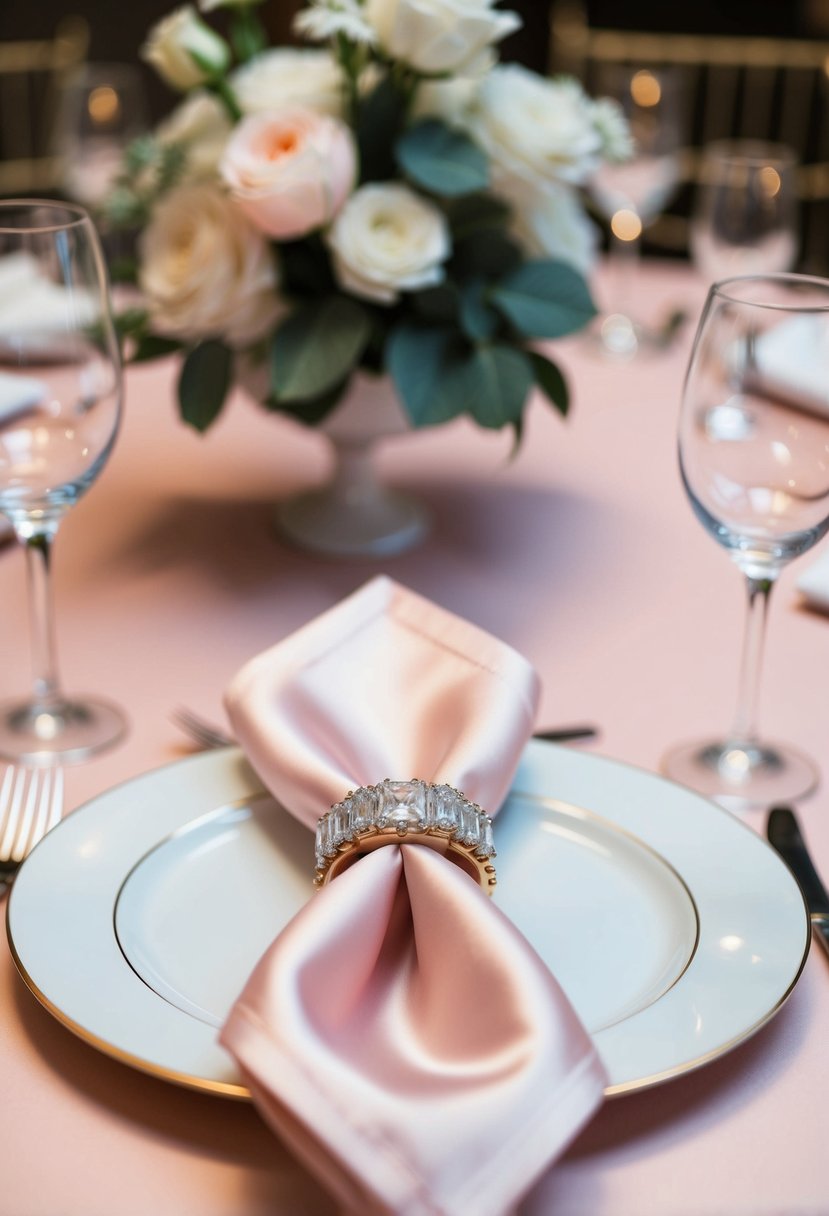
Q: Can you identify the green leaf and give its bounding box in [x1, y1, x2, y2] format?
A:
[509, 414, 524, 459]
[265, 377, 349, 426]
[387, 326, 533, 430]
[386, 323, 464, 427]
[357, 75, 409, 183]
[459, 279, 500, 342]
[178, 341, 232, 433]
[230, 8, 267, 61]
[271, 297, 371, 403]
[490, 260, 596, 339]
[445, 193, 511, 239]
[396, 120, 488, 197]
[451, 230, 522, 280]
[456, 344, 534, 430]
[130, 333, 183, 364]
[529, 351, 569, 416]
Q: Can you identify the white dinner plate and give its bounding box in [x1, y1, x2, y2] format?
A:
[7, 741, 809, 1098]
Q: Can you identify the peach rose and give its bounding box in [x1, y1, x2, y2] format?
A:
[220, 107, 356, 241]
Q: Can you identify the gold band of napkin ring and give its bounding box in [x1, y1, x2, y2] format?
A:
[314, 779, 496, 894]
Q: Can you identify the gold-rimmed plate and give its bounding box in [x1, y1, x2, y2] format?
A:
[7, 741, 809, 1097]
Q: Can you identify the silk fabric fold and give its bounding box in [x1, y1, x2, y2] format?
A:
[221, 577, 606, 1215]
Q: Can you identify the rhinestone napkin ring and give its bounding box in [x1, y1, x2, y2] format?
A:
[314, 780, 497, 894]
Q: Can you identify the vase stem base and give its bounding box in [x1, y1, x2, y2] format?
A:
[274, 487, 430, 558]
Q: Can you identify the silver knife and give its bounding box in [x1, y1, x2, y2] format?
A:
[767, 806, 829, 961]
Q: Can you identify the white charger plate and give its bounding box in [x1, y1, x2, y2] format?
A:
[6, 741, 809, 1098]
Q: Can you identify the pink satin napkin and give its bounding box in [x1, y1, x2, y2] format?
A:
[221, 576, 606, 1216]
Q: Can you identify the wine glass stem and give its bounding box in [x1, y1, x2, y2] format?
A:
[729, 574, 774, 745]
[609, 229, 641, 321]
[24, 528, 62, 710]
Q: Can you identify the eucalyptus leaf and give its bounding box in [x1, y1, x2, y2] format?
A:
[491, 260, 596, 338]
[455, 344, 534, 429]
[266, 377, 349, 425]
[396, 120, 488, 197]
[529, 351, 569, 416]
[130, 333, 183, 364]
[178, 340, 232, 433]
[271, 297, 371, 403]
[459, 279, 500, 342]
[386, 323, 464, 427]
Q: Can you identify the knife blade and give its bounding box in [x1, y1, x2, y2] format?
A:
[767, 805, 829, 961]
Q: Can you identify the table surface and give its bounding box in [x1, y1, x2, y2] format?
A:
[1, 260, 826, 1216]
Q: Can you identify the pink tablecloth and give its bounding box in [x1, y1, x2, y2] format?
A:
[0, 260, 825, 1216]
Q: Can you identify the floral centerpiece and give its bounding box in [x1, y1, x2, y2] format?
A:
[108, 0, 630, 442]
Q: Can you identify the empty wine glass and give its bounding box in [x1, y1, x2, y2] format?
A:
[0, 200, 126, 763]
[589, 65, 683, 358]
[691, 141, 798, 282]
[57, 63, 148, 209]
[663, 273, 829, 808]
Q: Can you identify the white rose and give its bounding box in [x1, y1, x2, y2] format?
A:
[141, 6, 230, 92]
[466, 66, 606, 188]
[326, 183, 450, 304]
[156, 92, 232, 179]
[365, 0, 520, 75]
[499, 177, 598, 275]
[412, 75, 480, 123]
[139, 183, 281, 346]
[231, 48, 345, 119]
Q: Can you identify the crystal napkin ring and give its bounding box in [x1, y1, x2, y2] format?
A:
[314, 779, 497, 894]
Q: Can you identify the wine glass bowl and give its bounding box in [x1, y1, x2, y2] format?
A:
[664, 273, 829, 807]
[588, 65, 683, 358]
[0, 200, 125, 762]
[690, 141, 798, 282]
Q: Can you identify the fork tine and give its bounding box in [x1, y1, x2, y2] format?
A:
[0, 767, 28, 859]
[172, 706, 235, 749]
[45, 767, 64, 834]
[11, 768, 43, 862]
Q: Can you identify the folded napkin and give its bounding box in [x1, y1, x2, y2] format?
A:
[745, 314, 829, 417]
[0, 370, 47, 421]
[0, 251, 98, 337]
[797, 545, 829, 612]
[221, 577, 606, 1216]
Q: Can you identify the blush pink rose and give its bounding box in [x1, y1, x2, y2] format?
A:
[220, 107, 356, 240]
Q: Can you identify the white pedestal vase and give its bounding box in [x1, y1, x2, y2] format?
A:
[273, 372, 431, 558]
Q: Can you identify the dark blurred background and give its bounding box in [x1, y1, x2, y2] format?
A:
[2, 0, 829, 268]
[4, 0, 829, 121]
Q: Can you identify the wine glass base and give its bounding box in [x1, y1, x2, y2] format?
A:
[661, 737, 818, 810]
[274, 487, 430, 558]
[0, 696, 127, 765]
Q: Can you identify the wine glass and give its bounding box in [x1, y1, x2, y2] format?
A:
[588, 65, 683, 358]
[0, 200, 126, 763]
[57, 64, 148, 209]
[663, 273, 829, 808]
[691, 141, 798, 282]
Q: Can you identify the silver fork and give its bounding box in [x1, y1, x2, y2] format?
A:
[0, 765, 64, 891]
[171, 706, 235, 750]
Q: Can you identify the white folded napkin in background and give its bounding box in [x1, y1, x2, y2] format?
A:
[797, 546, 829, 612]
[0, 251, 97, 335]
[0, 371, 46, 420]
[748, 315, 829, 417]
